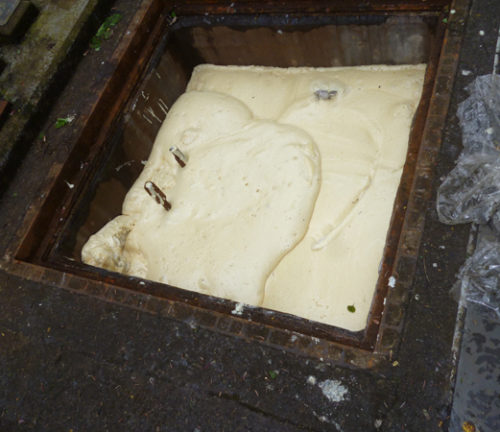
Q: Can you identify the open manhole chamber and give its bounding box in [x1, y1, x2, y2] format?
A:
[9, 0, 467, 367]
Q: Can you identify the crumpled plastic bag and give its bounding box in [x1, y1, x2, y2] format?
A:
[437, 154, 500, 226]
[437, 74, 500, 315]
[455, 242, 500, 317]
[437, 75, 500, 227]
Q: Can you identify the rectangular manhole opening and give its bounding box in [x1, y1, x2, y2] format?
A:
[15, 1, 451, 352]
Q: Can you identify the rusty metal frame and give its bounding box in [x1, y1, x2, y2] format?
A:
[0, 0, 470, 367]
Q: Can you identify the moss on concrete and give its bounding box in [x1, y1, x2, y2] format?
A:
[0, 0, 101, 169]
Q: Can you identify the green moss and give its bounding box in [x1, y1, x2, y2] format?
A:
[90, 13, 122, 51]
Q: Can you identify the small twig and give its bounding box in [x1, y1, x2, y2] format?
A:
[423, 257, 430, 284]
